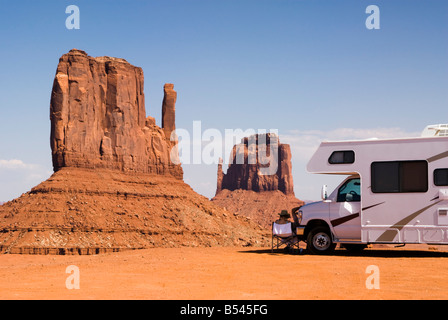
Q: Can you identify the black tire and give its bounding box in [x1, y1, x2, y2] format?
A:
[342, 244, 367, 253]
[306, 226, 336, 255]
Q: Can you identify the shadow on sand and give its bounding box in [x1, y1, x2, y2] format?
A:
[238, 247, 448, 258]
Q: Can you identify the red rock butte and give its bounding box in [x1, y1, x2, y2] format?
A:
[0, 49, 268, 254]
[212, 133, 304, 229]
[50, 49, 182, 178]
[216, 133, 295, 195]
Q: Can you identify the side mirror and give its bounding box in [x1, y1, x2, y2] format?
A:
[345, 193, 353, 202]
[321, 185, 328, 201]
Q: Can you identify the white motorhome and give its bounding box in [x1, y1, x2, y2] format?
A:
[296, 124, 448, 254]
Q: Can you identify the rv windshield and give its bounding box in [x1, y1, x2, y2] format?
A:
[337, 178, 361, 202]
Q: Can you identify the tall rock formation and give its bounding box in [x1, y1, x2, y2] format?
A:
[212, 133, 304, 229]
[0, 49, 268, 254]
[216, 158, 224, 194]
[162, 83, 177, 140]
[216, 133, 295, 196]
[50, 49, 182, 178]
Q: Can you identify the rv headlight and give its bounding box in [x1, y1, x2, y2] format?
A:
[298, 210, 303, 225]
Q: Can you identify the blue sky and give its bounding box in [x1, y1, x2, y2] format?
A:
[0, 0, 447, 201]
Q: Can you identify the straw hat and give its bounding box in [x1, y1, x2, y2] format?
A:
[278, 209, 290, 218]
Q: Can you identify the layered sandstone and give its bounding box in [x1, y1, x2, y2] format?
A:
[212, 133, 304, 229]
[0, 49, 269, 254]
[0, 168, 267, 254]
[50, 49, 182, 178]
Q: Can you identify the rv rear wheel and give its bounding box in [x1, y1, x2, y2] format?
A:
[306, 226, 336, 255]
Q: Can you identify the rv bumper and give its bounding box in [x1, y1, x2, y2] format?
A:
[296, 226, 306, 237]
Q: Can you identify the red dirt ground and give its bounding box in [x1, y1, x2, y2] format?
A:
[1, 244, 448, 300]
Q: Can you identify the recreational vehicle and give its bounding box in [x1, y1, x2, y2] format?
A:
[296, 124, 448, 254]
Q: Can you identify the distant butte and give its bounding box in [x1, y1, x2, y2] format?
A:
[212, 133, 304, 229]
[216, 133, 295, 195]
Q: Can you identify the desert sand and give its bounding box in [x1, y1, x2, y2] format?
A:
[1, 244, 448, 300]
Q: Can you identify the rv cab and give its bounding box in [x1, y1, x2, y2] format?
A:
[297, 175, 363, 254]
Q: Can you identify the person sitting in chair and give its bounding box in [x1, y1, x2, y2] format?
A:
[273, 210, 300, 252]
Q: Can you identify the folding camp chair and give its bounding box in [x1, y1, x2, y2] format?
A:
[271, 222, 301, 253]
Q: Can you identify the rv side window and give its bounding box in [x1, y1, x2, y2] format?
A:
[434, 169, 448, 186]
[328, 151, 355, 164]
[371, 161, 428, 193]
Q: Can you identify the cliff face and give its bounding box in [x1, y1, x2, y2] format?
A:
[50, 49, 182, 178]
[216, 133, 294, 196]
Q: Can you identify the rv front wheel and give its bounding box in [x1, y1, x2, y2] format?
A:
[306, 226, 336, 255]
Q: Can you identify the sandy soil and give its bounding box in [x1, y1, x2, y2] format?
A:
[1, 244, 448, 300]
[0, 168, 269, 253]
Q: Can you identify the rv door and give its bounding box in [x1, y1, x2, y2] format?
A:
[329, 177, 362, 240]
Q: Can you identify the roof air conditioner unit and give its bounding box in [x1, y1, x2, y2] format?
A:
[421, 124, 448, 137]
